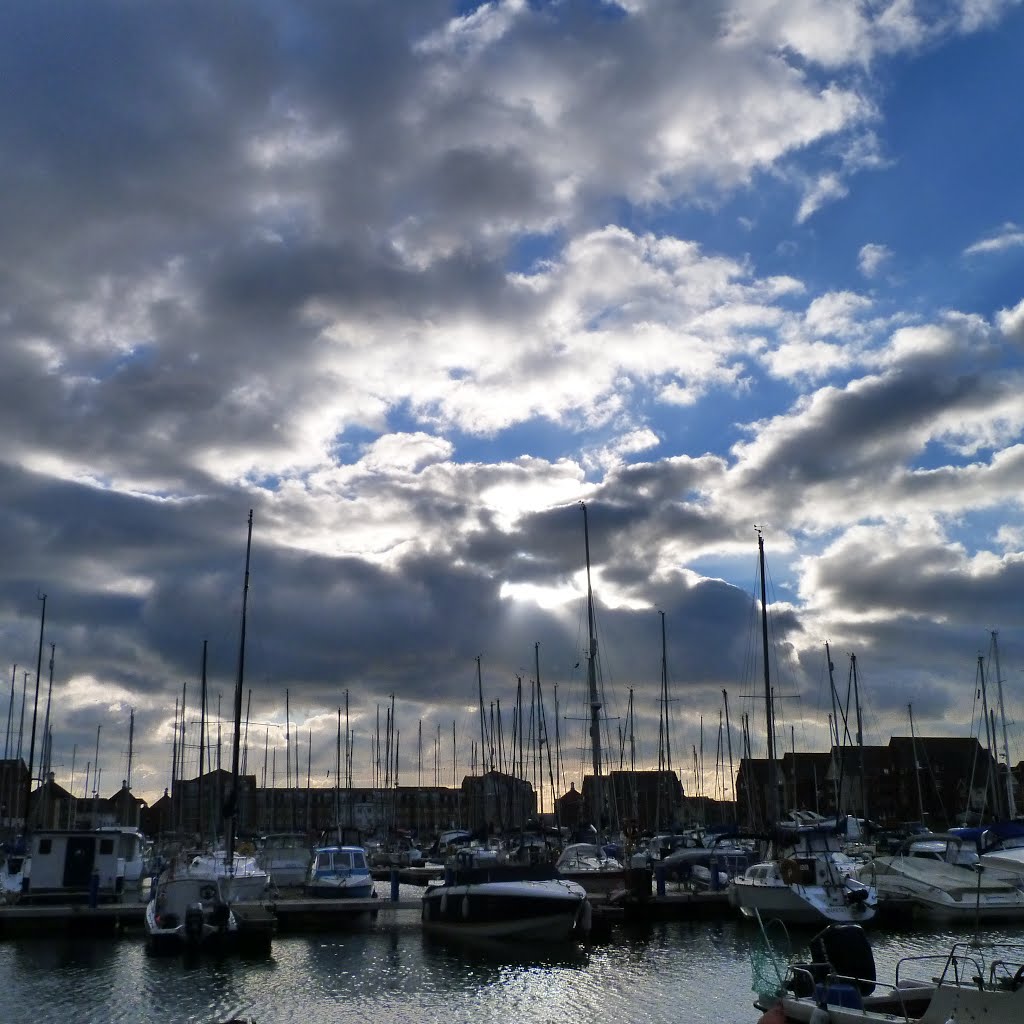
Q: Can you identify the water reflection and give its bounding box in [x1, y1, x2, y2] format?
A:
[8, 915, 1018, 1024]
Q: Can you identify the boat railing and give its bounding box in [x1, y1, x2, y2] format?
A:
[894, 950, 984, 989]
[786, 964, 925, 1021]
[893, 941, 1024, 990]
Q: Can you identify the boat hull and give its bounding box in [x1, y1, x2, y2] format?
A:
[305, 879, 375, 899]
[732, 879, 875, 926]
[421, 879, 590, 943]
[769, 981, 1024, 1024]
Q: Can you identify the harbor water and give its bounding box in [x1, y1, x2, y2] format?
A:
[2, 888, 1022, 1024]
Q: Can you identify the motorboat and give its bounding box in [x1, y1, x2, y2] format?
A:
[305, 844, 374, 898]
[857, 832, 1024, 922]
[366, 832, 423, 869]
[257, 832, 311, 888]
[730, 827, 876, 926]
[656, 833, 755, 889]
[753, 922, 1024, 1022]
[555, 842, 626, 895]
[144, 871, 273, 955]
[953, 821, 1024, 878]
[421, 849, 591, 943]
[0, 838, 27, 901]
[188, 849, 269, 902]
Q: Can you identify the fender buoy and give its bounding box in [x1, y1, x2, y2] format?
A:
[461, 895, 470, 920]
[780, 859, 800, 885]
[580, 900, 593, 935]
[439, 893, 448, 915]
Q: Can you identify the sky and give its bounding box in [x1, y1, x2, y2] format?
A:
[2, 0, 1024, 815]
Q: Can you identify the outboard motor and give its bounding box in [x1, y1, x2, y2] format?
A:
[811, 924, 876, 996]
[844, 876, 871, 904]
[184, 901, 206, 945]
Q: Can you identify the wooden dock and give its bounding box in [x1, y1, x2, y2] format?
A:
[0, 884, 735, 940]
[0, 894, 424, 939]
[0, 901, 147, 938]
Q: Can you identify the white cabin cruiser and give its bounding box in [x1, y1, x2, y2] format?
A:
[258, 833, 311, 888]
[857, 832, 1024, 922]
[730, 827, 876, 926]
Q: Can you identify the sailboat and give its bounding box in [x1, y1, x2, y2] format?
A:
[145, 510, 274, 955]
[728, 530, 877, 926]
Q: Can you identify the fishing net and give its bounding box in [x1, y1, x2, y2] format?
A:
[750, 916, 790, 1004]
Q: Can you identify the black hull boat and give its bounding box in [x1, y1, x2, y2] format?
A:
[421, 861, 591, 944]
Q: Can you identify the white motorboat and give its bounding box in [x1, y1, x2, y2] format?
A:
[857, 832, 1024, 922]
[0, 844, 26, 901]
[188, 849, 269, 902]
[258, 833, 311, 888]
[556, 842, 626, 895]
[145, 873, 235, 953]
[144, 870, 274, 955]
[753, 922, 1024, 1023]
[953, 822, 1024, 878]
[730, 828, 876, 926]
[305, 845, 374, 898]
[421, 850, 591, 943]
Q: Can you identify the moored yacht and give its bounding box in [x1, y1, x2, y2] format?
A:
[556, 842, 626, 895]
[730, 827, 876, 926]
[188, 848, 269, 902]
[305, 844, 374, 898]
[144, 868, 274, 955]
[257, 832, 311, 888]
[858, 832, 1024, 922]
[422, 849, 591, 943]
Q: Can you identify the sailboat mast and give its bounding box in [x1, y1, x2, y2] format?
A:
[850, 654, 868, 822]
[23, 593, 47, 832]
[756, 529, 779, 825]
[991, 631, 1016, 819]
[723, 689, 736, 824]
[908, 702, 926, 824]
[225, 508, 253, 873]
[660, 610, 672, 779]
[978, 656, 999, 817]
[580, 502, 603, 831]
[198, 640, 207, 841]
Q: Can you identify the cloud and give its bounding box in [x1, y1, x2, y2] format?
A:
[2, 2, 1024, 802]
[997, 297, 1024, 342]
[964, 222, 1024, 256]
[858, 243, 892, 278]
[796, 172, 849, 223]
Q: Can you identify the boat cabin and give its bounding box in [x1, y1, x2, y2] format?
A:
[25, 829, 126, 901]
[97, 826, 150, 883]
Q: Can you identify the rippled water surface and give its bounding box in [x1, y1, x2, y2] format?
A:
[3, 902, 1022, 1024]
